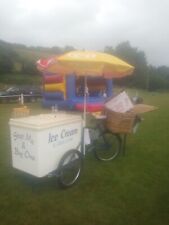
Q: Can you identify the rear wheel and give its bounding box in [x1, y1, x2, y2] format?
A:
[94, 131, 121, 161]
[57, 150, 83, 188]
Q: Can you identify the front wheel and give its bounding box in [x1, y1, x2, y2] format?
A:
[93, 131, 121, 161]
[57, 150, 83, 188]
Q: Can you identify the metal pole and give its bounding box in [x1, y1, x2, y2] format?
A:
[83, 76, 88, 156]
[20, 93, 24, 105]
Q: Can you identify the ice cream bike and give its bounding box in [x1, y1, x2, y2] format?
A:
[9, 51, 135, 188]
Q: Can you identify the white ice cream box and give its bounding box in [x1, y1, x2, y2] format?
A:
[9, 113, 83, 177]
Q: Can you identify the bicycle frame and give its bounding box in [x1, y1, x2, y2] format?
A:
[80, 116, 107, 156]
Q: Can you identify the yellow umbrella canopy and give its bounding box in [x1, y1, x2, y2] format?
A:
[57, 50, 134, 78]
[36, 50, 134, 77]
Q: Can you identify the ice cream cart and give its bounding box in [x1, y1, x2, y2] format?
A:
[9, 113, 83, 188]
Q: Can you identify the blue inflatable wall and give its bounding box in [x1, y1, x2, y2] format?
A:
[42, 74, 113, 110]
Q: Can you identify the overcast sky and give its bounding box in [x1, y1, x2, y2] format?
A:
[0, 0, 169, 66]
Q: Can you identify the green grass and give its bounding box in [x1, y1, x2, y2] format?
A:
[0, 91, 169, 225]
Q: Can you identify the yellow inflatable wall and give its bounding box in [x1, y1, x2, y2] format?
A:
[44, 77, 66, 98]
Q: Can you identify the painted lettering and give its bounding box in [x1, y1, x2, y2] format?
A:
[13, 132, 24, 141]
[24, 151, 35, 161]
[25, 133, 34, 145]
[48, 132, 59, 143]
[14, 146, 23, 158]
[61, 128, 78, 138]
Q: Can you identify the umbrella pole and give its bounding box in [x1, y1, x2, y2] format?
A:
[84, 76, 87, 126]
[83, 76, 87, 156]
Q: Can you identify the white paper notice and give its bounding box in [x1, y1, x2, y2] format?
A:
[105, 91, 134, 113]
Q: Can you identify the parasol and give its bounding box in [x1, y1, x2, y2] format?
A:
[57, 50, 134, 78]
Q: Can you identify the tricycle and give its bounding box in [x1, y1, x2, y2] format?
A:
[9, 110, 126, 189]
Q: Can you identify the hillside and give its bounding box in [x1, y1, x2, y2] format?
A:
[1, 39, 169, 90]
[0, 39, 75, 74]
[0, 40, 71, 85]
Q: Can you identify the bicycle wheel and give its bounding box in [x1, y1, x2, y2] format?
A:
[57, 149, 83, 188]
[93, 131, 121, 161]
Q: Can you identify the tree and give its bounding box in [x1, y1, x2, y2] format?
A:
[105, 41, 148, 89]
[104, 46, 114, 55]
[148, 65, 169, 91]
[63, 45, 76, 53]
[50, 46, 63, 54]
[22, 60, 39, 75]
[114, 41, 148, 89]
[0, 43, 18, 73]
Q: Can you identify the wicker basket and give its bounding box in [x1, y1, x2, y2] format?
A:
[105, 109, 137, 134]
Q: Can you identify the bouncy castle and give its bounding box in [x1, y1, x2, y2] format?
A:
[37, 58, 113, 112]
[42, 73, 113, 112]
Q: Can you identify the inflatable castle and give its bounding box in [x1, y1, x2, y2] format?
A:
[42, 73, 113, 112]
[37, 57, 113, 112]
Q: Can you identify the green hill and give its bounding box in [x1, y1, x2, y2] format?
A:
[0, 39, 75, 72]
[0, 40, 71, 85]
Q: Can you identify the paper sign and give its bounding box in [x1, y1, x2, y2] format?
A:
[105, 91, 134, 113]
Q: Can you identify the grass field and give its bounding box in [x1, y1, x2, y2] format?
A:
[0, 90, 169, 225]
